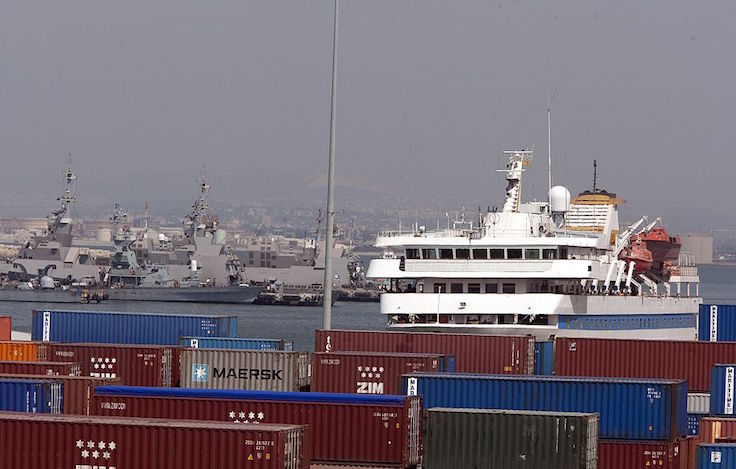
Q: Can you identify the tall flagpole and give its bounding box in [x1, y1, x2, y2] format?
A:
[322, 0, 339, 329]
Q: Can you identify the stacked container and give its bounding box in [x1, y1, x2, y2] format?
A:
[0, 374, 119, 415]
[311, 351, 452, 395]
[32, 309, 236, 345]
[180, 348, 308, 391]
[700, 304, 736, 342]
[0, 317, 9, 340]
[0, 341, 39, 361]
[92, 385, 422, 467]
[0, 412, 310, 469]
[180, 336, 294, 351]
[0, 360, 81, 376]
[315, 329, 534, 374]
[697, 443, 736, 467]
[0, 378, 63, 413]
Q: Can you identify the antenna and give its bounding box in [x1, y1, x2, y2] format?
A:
[593, 159, 598, 193]
[545, 85, 558, 205]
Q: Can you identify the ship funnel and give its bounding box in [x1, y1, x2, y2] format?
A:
[549, 186, 571, 213]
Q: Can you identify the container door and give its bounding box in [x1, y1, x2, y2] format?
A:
[162, 349, 173, 387]
[408, 398, 422, 466]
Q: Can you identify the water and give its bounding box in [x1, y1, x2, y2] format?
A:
[2, 264, 735, 351]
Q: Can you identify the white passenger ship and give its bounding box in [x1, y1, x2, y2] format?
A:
[367, 150, 700, 340]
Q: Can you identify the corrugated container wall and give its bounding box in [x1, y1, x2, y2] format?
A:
[311, 351, 447, 395]
[0, 374, 119, 415]
[0, 412, 309, 469]
[0, 317, 9, 341]
[180, 349, 309, 391]
[40, 343, 180, 387]
[0, 379, 63, 413]
[180, 336, 294, 351]
[0, 360, 81, 376]
[697, 443, 736, 468]
[699, 304, 736, 342]
[424, 408, 598, 469]
[0, 341, 39, 361]
[32, 309, 236, 345]
[689, 414, 705, 435]
[402, 373, 687, 441]
[315, 329, 533, 374]
[711, 365, 736, 416]
[91, 386, 422, 467]
[689, 393, 711, 414]
[598, 439, 688, 469]
[554, 337, 736, 392]
[700, 417, 736, 443]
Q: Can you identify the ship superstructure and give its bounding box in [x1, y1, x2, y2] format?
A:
[366, 150, 700, 340]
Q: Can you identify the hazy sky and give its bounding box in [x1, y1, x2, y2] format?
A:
[1, 1, 735, 229]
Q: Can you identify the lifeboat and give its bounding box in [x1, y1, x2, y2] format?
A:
[619, 237, 653, 274]
[638, 227, 681, 277]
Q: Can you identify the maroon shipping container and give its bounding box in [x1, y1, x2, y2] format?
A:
[91, 390, 422, 467]
[554, 337, 736, 392]
[700, 417, 736, 444]
[0, 360, 81, 376]
[0, 374, 120, 415]
[315, 329, 533, 374]
[0, 317, 9, 341]
[39, 343, 180, 387]
[311, 351, 443, 394]
[0, 411, 309, 469]
[598, 439, 689, 469]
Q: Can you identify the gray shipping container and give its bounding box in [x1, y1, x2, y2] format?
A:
[425, 408, 599, 469]
[687, 392, 710, 414]
[180, 348, 309, 391]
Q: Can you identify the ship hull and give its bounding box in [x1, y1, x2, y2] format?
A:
[0, 285, 262, 304]
[0, 289, 85, 303]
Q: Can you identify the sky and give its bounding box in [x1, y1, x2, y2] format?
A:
[1, 1, 735, 231]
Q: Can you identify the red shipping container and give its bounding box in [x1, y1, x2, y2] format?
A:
[315, 329, 533, 374]
[311, 351, 444, 395]
[91, 389, 422, 467]
[0, 411, 309, 469]
[700, 417, 736, 444]
[554, 337, 736, 392]
[0, 360, 81, 376]
[0, 317, 9, 341]
[39, 343, 180, 387]
[0, 374, 120, 415]
[598, 439, 689, 469]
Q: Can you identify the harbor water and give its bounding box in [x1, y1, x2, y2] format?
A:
[0, 264, 733, 352]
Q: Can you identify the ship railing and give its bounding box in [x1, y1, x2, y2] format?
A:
[377, 229, 477, 239]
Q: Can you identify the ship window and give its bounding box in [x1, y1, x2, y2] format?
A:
[450, 283, 463, 293]
[468, 283, 481, 293]
[405, 248, 420, 260]
[422, 249, 437, 260]
[485, 283, 498, 293]
[456, 249, 470, 260]
[439, 249, 454, 260]
[489, 249, 504, 259]
[502, 283, 516, 293]
[524, 249, 540, 260]
[507, 249, 522, 259]
[558, 247, 569, 259]
[472, 249, 488, 259]
[542, 249, 557, 259]
[433, 283, 447, 293]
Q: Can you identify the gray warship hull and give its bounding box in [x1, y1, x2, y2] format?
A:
[0, 285, 262, 304]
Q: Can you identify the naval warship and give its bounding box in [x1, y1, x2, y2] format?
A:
[0, 159, 261, 304]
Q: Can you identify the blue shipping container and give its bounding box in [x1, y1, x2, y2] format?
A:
[710, 364, 736, 416]
[0, 378, 63, 413]
[697, 443, 736, 468]
[688, 413, 706, 436]
[179, 336, 294, 351]
[699, 304, 736, 342]
[32, 309, 237, 345]
[534, 341, 555, 375]
[402, 373, 687, 440]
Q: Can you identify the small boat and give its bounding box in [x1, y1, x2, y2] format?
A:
[619, 237, 653, 274]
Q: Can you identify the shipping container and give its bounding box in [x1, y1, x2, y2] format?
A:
[0, 317, 9, 341]
[0, 373, 119, 415]
[696, 443, 736, 468]
[180, 348, 308, 391]
[689, 414, 706, 436]
[311, 351, 451, 395]
[424, 408, 598, 469]
[0, 411, 309, 469]
[315, 329, 533, 374]
[711, 365, 736, 416]
[92, 386, 422, 467]
[700, 417, 736, 443]
[534, 340, 555, 375]
[0, 378, 63, 413]
[554, 337, 736, 392]
[180, 336, 295, 351]
[0, 341, 39, 361]
[700, 304, 736, 342]
[690, 393, 712, 414]
[0, 360, 81, 376]
[598, 439, 688, 469]
[40, 343, 180, 387]
[402, 372, 687, 440]
[32, 309, 236, 345]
